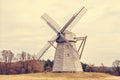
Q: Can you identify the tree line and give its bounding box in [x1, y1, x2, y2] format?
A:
[0, 60, 44, 74]
[0, 50, 119, 76]
[0, 59, 119, 76]
[0, 50, 37, 62]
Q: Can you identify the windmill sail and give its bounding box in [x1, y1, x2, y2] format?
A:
[37, 35, 57, 60]
[37, 42, 51, 60]
[41, 13, 61, 33]
[61, 6, 87, 32]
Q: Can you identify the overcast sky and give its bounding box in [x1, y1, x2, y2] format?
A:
[0, 0, 120, 66]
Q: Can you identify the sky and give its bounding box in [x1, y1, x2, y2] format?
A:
[0, 0, 120, 66]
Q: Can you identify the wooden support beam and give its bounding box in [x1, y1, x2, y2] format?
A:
[79, 36, 87, 59]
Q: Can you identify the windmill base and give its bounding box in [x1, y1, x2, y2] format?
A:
[52, 42, 83, 72]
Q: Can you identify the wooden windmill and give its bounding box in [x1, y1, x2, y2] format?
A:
[37, 6, 87, 72]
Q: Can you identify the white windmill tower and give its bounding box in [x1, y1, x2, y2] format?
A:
[37, 6, 87, 72]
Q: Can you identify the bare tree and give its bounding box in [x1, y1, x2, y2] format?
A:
[27, 53, 31, 60]
[112, 60, 120, 76]
[2, 50, 14, 62]
[8, 52, 14, 62]
[2, 50, 7, 62]
[32, 54, 37, 60]
[15, 53, 21, 61]
[21, 51, 27, 61]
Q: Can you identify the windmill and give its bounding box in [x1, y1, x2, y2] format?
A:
[37, 6, 87, 72]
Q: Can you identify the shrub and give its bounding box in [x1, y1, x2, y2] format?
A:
[0, 60, 44, 74]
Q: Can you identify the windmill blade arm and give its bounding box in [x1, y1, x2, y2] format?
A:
[37, 35, 57, 60]
[60, 16, 75, 33]
[61, 6, 87, 32]
[67, 7, 87, 31]
[41, 13, 61, 33]
[79, 36, 87, 59]
[37, 42, 51, 60]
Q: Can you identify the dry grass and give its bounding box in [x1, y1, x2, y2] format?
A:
[0, 72, 120, 80]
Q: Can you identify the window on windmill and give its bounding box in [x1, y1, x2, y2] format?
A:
[67, 54, 70, 57]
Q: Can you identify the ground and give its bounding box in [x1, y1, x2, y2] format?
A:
[0, 72, 120, 80]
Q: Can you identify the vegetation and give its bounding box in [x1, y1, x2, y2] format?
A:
[0, 50, 119, 76]
[112, 60, 120, 76]
[44, 59, 53, 72]
[81, 60, 120, 76]
[0, 59, 120, 76]
[0, 60, 44, 74]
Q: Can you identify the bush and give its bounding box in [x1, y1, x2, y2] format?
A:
[0, 60, 44, 74]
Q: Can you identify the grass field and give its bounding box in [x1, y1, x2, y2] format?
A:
[0, 72, 120, 80]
